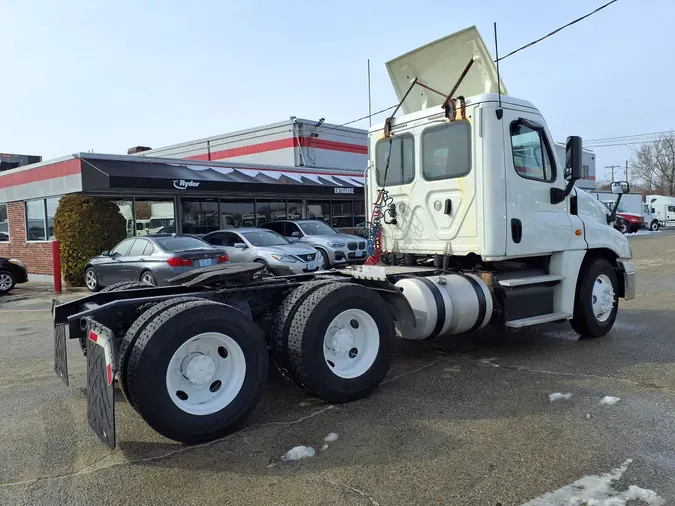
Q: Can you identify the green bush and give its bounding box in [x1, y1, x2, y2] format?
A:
[53, 195, 127, 286]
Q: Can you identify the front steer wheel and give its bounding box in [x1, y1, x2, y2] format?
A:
[125, 300, 268, 444]
[570, 257, 619, 339]
[282, 283, 395, 403]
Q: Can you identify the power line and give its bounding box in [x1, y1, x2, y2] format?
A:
[497, 0, 620, 61]
[585, 129, 674, 144]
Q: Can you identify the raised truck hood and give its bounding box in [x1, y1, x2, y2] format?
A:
[386, 25, 507, 115]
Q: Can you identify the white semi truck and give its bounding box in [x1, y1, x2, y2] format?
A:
[52, 26, 635, 448]
[647, 195, 675, 227]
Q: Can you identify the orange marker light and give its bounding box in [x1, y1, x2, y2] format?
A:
[575, 229, 583, 236]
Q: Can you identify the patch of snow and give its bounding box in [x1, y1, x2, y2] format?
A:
[632, 229, 662, 236]
[324, 432, 339, 442]
[281, 445, 316, 461]
[520, 458, 665, 506]
[320, 444, 329, 451]
[600, 396, 620, 405]
[480, 357, 499, 367]
[549, 392, 572, 402]
[586, 413, 591, 419]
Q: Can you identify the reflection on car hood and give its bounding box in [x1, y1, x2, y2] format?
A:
[304, 233, 363, 245]
[259, 244, 318, 256]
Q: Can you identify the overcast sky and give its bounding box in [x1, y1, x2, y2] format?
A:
[1, 0, 672, 181]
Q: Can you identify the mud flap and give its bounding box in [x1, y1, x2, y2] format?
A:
[86, 323, 117, 449]
[52, 299, 70, 386]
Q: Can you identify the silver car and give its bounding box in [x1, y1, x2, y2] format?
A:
[84, 235, 229, 291]
[261, 220, 367, 267]
[201, 228, 324, 275]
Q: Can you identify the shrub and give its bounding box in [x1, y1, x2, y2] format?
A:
[53, 195, 127, 286]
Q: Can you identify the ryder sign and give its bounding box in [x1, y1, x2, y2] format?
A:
[173, 180, 200, 190]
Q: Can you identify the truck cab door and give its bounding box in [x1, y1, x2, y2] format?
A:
[503, 112, 574, 256]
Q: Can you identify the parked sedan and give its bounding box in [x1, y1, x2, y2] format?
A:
[201, 228, 323, 275]
[0, 257, 28, 295]
[84, 235, 229, 292]
[261, 219, 367, 267]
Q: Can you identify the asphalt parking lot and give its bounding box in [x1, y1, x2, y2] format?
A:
[2, 231, 675, 506]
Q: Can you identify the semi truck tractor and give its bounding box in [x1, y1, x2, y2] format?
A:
[52, 26, 635, 448]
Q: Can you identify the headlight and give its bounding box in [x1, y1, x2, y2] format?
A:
[329, 243, 346, 248]
[8, 259, 25, 268]
[271, 254, 299, 263]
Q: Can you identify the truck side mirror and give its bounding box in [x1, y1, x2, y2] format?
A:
[610, 181, 630, 194]
[565, 136, 583, 181]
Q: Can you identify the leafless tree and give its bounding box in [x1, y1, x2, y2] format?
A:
[630, 132, 675, 195]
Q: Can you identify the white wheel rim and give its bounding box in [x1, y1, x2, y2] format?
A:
[591, 274, 615, 323]
[166, 332, 246, 415]
[0, 273, 12, 291]
[85, 270, 97, 290]
[323, 309, 379, 379]
[141, 273, 155, 285]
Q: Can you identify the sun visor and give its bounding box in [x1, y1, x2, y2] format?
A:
[386, 25, 507, 114]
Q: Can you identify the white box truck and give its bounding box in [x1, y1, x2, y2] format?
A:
[52, 26, 635, 449]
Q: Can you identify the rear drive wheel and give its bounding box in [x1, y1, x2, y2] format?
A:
[126, 300, 268, 444]
[140, 270, 157, 286]
[118, 296, 212, 404]
[272, 280, 343, 380]
[84, 268, 100, 292]
[0, 270, 16, 295]
[283, 283, 394, 403]
[650, 220, 660, 231]
[570, 257, 619, 339]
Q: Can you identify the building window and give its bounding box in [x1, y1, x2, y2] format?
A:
[219, 199, 255, 228]
[376, 134, 415, 186]
[135, 199, 176, 235]
[510, 121, 556, 183]
[180, 198, 218, 234]
[257, 201, 286, 223]
[306, 201, 330, 222]
[26, 199, 47, 241]
[422, 122, 471, 181]
[46, 197, 61, 240]
[353, 200, 365, 226]
[0, 203, 8, 242]
[331, 201, 353, 228]
[287, 201, 303, 220]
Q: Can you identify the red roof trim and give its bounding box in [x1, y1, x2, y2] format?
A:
[0, 158, 81, 189]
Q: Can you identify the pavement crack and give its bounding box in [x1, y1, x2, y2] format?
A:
[321, 475, 380, 505]
[382, 360, 442, 385]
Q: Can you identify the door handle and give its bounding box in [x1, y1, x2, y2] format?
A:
[511, 218, 522, 244]
[444, 199, 452, 215]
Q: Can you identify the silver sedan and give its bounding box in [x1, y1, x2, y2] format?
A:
[201, 228, 324, 275]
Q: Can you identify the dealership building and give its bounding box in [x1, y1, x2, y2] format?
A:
[0, 118, 368, 280]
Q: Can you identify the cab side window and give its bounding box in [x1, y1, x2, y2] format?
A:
[510, 122, 556, 183]
[668, 206, 675, 213]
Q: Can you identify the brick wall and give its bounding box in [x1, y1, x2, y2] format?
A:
[0, 201, 54, 275]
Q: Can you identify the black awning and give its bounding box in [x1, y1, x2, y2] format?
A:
[80, 157, 364, 196]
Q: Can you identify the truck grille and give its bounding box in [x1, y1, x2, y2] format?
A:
[348, 242, 358, 251]
[296, 253, 316, 262]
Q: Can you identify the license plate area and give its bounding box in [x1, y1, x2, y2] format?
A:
[198, 258, 213, 267]
[86, 322, 117, 449]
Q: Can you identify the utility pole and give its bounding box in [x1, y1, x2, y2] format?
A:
[605, 165, 621, 183]
[625, 160, 629, 182]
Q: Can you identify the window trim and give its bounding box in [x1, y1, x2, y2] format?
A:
[421, 120, 472, 182]
[375, 133, 415, 187]
[25, 198, 48, 242]
[509, 119, 557, 183]
[0, 202, 9, 243]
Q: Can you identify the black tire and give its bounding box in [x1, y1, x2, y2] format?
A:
[284, 283, 394, 403]
[126, 300, 268, 444]
[0, 269, 16, 295]
[84, 267, 101, 292]
[650, 220, 660, 231]
[118, 296, 211, 404]
[139, 270, 157, 286]
[100, 281, 146, 293]
[616, 220, 629, 234]
[317, 248, 330, 268]
[570, 257, 619, 339]
[271, 280, 344, 380]
[79, 281, 148, 355]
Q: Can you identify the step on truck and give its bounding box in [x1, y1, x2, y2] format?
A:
[52, 26, 636, 448]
